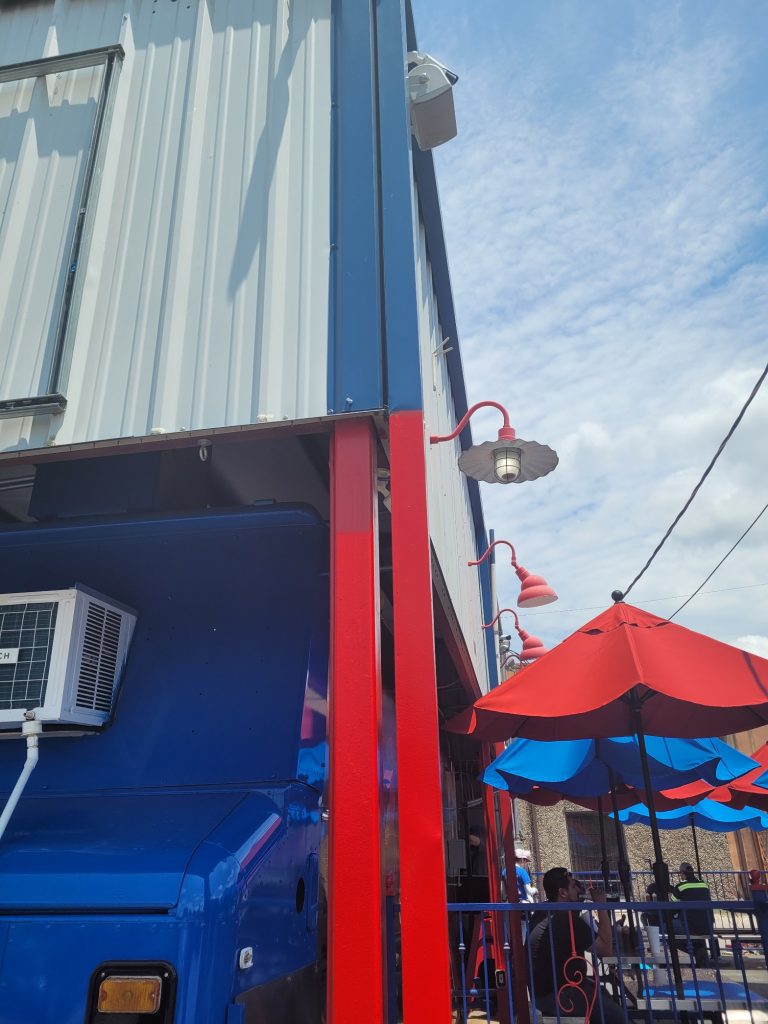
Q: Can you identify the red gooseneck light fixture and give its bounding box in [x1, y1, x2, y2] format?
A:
[484, 608, 549, 662]
[469, 539, 558, 609]
[429, 401, 558, 484]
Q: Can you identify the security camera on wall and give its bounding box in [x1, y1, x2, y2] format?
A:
[406, 52, 459, 151]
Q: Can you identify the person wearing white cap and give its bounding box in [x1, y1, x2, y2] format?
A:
[515, 847, 538, 903]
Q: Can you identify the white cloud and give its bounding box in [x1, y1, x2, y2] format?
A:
[417, 0, 768, 653]
[735, 636, 768, 659]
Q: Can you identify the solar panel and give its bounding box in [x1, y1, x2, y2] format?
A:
[0, 602, 58, 711]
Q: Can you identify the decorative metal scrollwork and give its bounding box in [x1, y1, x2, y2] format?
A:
[557, 912, 597, 1023]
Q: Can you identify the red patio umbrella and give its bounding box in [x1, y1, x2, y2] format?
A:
[448, 602, 768, 743]
[664, 743, 768, 810]
[448, 600, 768, 979]
[519, 784, 695, 813]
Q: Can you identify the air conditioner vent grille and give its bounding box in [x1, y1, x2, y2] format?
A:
[75, 602, 122, 713]
[0, 602, 57, 711]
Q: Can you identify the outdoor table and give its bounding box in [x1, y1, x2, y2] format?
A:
[634, 980, 768, 1012]
[603, 952, 768, 981]
[602, 954, 693, 966]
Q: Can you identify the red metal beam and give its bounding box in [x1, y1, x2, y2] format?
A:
[484, 745, 530, 1024]
[327, 419, 385, 1024]
[389, 411, 452, 1022]
[481, 745, 511, 1024]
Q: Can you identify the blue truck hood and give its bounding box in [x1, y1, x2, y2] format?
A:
[0, 791, 279, 911]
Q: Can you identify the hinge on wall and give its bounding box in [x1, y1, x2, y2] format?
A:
[0, 394, 67, 420]
[432, 337, 452, 393]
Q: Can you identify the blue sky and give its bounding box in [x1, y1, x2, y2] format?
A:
[413, 0, 768, 656]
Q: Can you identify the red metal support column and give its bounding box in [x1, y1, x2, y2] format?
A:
[490, 748, 530, 1024]
[389, 411, 452, 1023]
[328, 419, 385, 1024]
[481, 745, 511, 1024]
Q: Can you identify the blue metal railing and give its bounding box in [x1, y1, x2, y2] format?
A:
[445, 896, 768, 1023]
[533, 867, 761, 901]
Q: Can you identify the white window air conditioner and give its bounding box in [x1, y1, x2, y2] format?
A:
[0, 585, 137, 730]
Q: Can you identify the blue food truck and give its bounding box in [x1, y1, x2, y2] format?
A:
[0, 500, 329, 1022]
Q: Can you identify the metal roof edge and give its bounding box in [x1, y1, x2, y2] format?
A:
[406, 0, 485, 537]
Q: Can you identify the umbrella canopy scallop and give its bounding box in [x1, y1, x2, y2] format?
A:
[448, 602, 768, 742]
[615, 798, 768, 833]
[662, 742, 768, 811]
[483, 735, 766, 798]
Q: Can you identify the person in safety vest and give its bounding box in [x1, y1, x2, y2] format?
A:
[672, 862, 714, 964]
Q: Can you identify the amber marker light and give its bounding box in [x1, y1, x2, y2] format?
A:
[97, 975, 162, 1014]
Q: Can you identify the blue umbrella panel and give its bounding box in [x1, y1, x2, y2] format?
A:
[615, 798, 768, 833]
[483, 735, 765, 905]
[482, 735, 764, 799]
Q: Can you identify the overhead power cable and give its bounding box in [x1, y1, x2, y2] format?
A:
[620, 360, 768, 601]
[524, 580, 768, 617]
[669, 500, 768, 619]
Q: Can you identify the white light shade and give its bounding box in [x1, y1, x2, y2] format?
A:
[493, 447, 521, 483]
[458, 438, 558, 484]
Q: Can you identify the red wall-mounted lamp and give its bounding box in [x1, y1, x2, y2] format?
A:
[483, 608, 549, 662]
[429, 401, 558, 484]
[469, 539, 558, 608]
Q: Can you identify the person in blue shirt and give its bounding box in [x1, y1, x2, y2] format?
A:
[515, 847, 538, 902]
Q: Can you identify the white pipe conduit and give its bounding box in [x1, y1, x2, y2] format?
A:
[0, 717, 42, 843]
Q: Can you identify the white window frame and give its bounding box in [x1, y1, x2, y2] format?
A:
[0, 44, 123, 419]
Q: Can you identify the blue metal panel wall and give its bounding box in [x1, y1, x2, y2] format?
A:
[329, 0, 384, 414]
[373, 0, 491, 690]
[477, 530, 500, 689]
[376, 0, 423, 412]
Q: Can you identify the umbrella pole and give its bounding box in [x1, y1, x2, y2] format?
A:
[596, 795, 611, 893]
[631, 701, 684, 992]
[690, 814, 702, 876]
[631, 714, 671, 892]
[608, 768, 634, 900]
[608, 768, 638, 952]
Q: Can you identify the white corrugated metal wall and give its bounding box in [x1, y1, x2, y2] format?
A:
[0, 0, 331, 452]
[416, 216, 491, 693]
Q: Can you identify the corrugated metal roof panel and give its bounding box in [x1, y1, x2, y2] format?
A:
[0, 0, 331, 452]
[417, 215, 490, 693]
